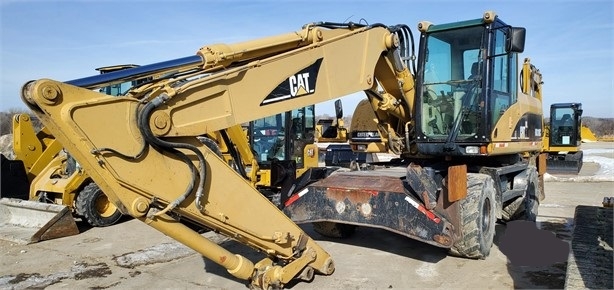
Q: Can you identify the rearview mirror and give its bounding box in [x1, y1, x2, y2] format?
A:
[506, 27, 526, 53]
[335, 99, 343, 119]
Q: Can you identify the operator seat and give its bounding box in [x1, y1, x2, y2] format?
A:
[460, 62, 481, 133]
[561, 114, 572, 125]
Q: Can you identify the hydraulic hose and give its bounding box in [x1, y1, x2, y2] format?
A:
[219, 130, 249, 179]
[137, 94, 207, 215]
[92, 99, 148, 160]
[390, 24, 416, 74]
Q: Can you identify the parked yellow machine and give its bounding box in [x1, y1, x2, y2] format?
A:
[0, 115, 81, 243]
[16, 11, 545, 288]
[315, 100, 348, 143]
[204, 105, 322, 201]
[10, 114, 122, 226]
[0, 65, 147, 244]
[543, 103, 584, 174]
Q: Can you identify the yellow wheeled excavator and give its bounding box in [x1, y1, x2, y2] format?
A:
[315, 100, 371, 169]
[17, 11, 544, 288]
[316, 100, 348, 144]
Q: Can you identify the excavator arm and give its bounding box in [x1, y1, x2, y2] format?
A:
[21, 22, 415, 288]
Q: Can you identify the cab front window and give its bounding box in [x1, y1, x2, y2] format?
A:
[420, 26, 485, 141]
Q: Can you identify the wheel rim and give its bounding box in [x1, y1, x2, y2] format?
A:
[95, 194, 117, 218]
[481, 197, 492, 234]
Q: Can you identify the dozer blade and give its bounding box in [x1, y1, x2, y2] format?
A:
[546, 160, 582, 174]
[546, 151, 584, 175]
[0, 198, 80, 244]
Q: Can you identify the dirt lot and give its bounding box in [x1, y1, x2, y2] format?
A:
[1, 142, 612, 289]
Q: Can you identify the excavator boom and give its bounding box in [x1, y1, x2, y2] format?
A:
[21, 23, 414, 288]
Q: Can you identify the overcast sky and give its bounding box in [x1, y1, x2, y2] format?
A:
[1, 0, 612, 117]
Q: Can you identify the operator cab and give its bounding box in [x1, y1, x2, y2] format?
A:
[249, 105, 316, 169]
[415, 12, 531, 156]
[549, 103, 582, 147]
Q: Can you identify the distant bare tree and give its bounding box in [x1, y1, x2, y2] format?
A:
[0, 109, 42, 136]
[584, 117, 614, 137]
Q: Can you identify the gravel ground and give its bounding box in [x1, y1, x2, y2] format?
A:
[0, 142, 612, 289]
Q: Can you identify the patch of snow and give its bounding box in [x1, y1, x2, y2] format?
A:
[545, 148, 614, 182]
[415, 261, 439, 278]
[539, 204, 566, 208]
[114, 242, 194, 268]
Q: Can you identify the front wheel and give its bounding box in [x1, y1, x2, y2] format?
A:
[449, 173, 496, 259]
[75, 182, 122, 227]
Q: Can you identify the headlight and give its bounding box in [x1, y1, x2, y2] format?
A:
[465, 146, 479, 154]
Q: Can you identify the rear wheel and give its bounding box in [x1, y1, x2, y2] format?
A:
[75, 182, 122, 227]
[450, 173, 496, 259]
[312, 222, 356, 238]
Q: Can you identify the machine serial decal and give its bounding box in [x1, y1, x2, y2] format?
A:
[261, 58, 323, 105]
[509, 113, 543, 141]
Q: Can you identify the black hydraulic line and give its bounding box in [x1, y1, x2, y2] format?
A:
[219, 130, 249, 179]
[312, 21, 367, 29]
[92, 99, 148, 159]
[400, 25, 417, 74]
[365, 90, 384, 101]
[137, 94, 207, 214]
[389, 24, 416, 74]
[67, 55, 202, 90]
[313, 21, 389, 30]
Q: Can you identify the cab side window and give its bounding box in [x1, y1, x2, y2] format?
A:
[491, 28, 515, 125]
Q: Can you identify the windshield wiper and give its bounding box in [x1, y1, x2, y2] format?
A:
[423, 79, 475, 86]
[443, 83, 478, 151]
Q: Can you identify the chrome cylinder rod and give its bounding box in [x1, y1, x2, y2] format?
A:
[66, 55, 202, 89]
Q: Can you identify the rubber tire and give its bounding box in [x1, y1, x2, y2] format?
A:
[449, 173, 496, 259]
[75, 182, 122, 227]
[501, 166, 540, 222]
[312, 222, 357, 239]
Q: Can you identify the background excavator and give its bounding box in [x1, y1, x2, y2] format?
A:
[542, 102, 584, 174]
[13, 11, 543, 289]
[314, 100, 371, 169]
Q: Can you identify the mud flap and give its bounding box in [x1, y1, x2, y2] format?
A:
[0, 198, 79, 244]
